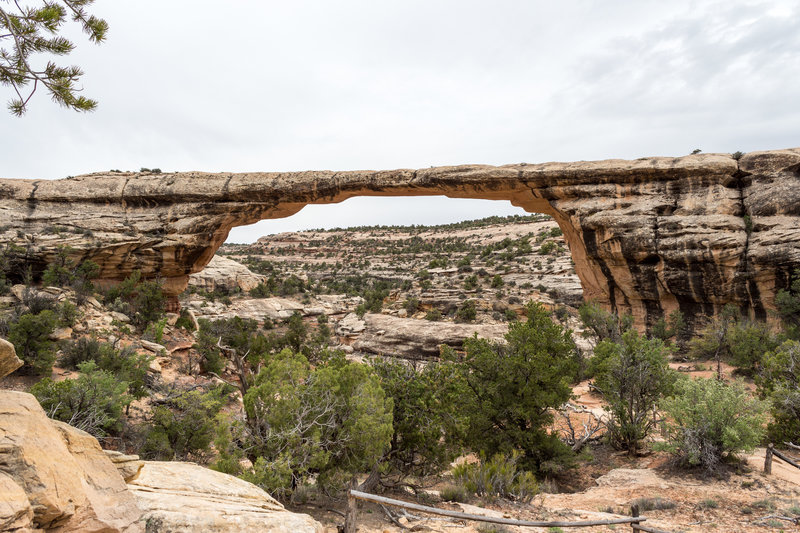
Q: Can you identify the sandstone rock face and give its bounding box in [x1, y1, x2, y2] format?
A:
[0, 390, 142, 532]
[0, 471, 33, 531]
[2, 149, 799, 330]
[353, 313, 508, 359]
[188, 254, 265, 294]
[127, 461, 323, 533]
[0, 337, 23, 378]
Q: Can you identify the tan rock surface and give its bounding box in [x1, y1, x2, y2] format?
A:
[188, 254, 265, 294]
[0, 337, 23, 379]
[0, 391, 142, 532]
[1, 149, 799, 331]
[353, 313, 508, 359]
[127, 461, 323, 532]
[104, 450, 145, 482]
[0, 471, 33, 531]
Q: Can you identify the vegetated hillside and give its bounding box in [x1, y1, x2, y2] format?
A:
[4, 214, 800, 533]
[202, 214, 583, 353]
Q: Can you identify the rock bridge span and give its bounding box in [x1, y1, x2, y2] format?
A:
[1, 148, 799, 331]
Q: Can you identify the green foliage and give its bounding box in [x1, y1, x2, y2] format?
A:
[371, 358, 466, 482]
[32, 361, 129, 437]
[439, 484, 470, 503]
[579, 302, 633, 343]
[0, 0, 108, 115]
[242, 349, 392, 498]
[104, 270, 165, 330]
[455, 302, 577, 474]
[452, 452, 539, 503]
[174, 309, 196, 331]
[776, 270, 800, 338]
[463, 274, 479, 290]
[404, 297, 420, 315]
[59, 338, 152, 400]
[8, 310, 57, 375]
[650, 309, 686, 344]
[455, 299, 477, 322]
[249, 281, 272, 298]
[491, 274, 504, 288]
[688, 306, 778, 375]
[757, 340, 800, 443]
[592, 330, 676, 453]
[141, 387, 227, 460]
[58, 300, 79, 327]
[658, 377, 768, 473]
[424, 309, 442, 321]
[40, 248, 98, 300]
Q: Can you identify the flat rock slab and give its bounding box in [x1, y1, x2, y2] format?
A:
[128, 461, 323, 533]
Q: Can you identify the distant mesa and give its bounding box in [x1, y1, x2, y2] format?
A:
[1, 148, 799, 332]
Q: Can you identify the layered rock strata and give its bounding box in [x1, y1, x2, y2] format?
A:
[1, 148, 799, 330]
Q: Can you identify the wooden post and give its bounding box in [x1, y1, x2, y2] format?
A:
[765, 443, 774, 475]
[343, 478, 358, 533]
[630, 504, 640, 532]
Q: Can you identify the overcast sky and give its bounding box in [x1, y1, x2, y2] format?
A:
[2, 0, 798, 242]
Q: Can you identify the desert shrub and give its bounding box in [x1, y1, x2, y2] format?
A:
[8, 310, 58, 375]
[241, 349, 392, 498]
[491, 274, 504, 288]
[425, 309, 442, 321]
[689, 306, 778, 376]
[104, 270, 165, 330]
[371, 357, 466, 483]
[464, 274, 479, 290]
[591, 330, 676, 453]
[658, 377, 768, 474]
[452, 452, 539, 503]
[249, 282, 271, 298]
[141, 387, 227, 460]
[455, 299, 477, 322]
[404, 297, 420, 315]
[631, 496, 677, 511]
[32, 361, 130, 437]
[453, 302, 577, 475]
[174, 309, 196, 331]
[579, 302, 633, 343]
[58, 300, 79, 327]
[59, 338, 152, 400]
[439, 484, 470, 503]
[776, 269, 800, 338]
[650, 309, 686, 344]
[757, 340, 800, 443]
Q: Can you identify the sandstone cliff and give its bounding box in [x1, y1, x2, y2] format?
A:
[1, 148, 798, 330]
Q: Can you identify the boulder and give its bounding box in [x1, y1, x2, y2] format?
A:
[0, 472, 33, 531]
[188, 255, 265, 294]
[103, 450, 145, 482]
[0, 337, 23, 378]
[353, 313, 508, 359]
[0, 390, 142, 532]
[128, 461, 323, 532]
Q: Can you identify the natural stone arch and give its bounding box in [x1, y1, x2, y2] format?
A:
[1, 148, 799, 333]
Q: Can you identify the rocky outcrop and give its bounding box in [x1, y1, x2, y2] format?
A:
[127, 461, 323, 533]
[353, 313, 508, 359]
[1, 149, 799, 330]
[188, 254, 265, 294]
[0, 337, 23, 378]
[0, 390, 143, 532]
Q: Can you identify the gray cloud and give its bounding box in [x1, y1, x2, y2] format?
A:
[2, 0, 797, 240]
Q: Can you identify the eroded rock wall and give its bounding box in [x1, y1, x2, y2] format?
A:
[1, 148, 799, 331]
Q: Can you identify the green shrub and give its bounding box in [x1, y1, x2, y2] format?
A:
[58, 300, 79, 327]
[104, 270, 165, 330]
[631, 496, 677, 511]
[579, 302, 633, 343]
[592, 330, 676, 453]
[404, 297, 420, 315]
[454, 302, 577, 474]
[757, 340, 800, 442]
[439, 485, 470, 503]
[141, 387, 227, 460]
[658, 377, 768, 473]
[249, 282, 271, 298]
[8, 310, 58, 375]
[425, 309, 442, 321]
[242, 349, 392, 498]
[452, 452, 539, 503]
[32, 361, 130, 437]
[371, 357, 466, 483]
[59, 338, 152, 400]
[455, 300, 477, 322]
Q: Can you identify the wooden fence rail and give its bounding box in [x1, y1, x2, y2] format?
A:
[344, 489, 667, 532]
[764, 443, 800, 475]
